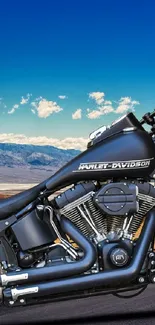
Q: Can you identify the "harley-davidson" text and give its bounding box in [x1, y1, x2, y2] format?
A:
[77, 159, 153, 171]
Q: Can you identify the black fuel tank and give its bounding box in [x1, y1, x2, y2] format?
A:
[46, 129, 155, 191]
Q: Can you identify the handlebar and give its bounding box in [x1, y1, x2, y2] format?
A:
[140, 110, 155, 125]
[140, 110, 155, 136]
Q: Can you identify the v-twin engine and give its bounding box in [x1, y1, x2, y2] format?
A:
[54, 181, 155, 243]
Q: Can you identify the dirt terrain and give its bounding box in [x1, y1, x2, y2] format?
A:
[0, 193, 11, 199]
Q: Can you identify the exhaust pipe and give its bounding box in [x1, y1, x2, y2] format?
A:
[3, 209, 155, 303]
[0, 216, 96, 286]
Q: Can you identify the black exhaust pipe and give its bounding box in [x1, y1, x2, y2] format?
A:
[0, 216, 96, 286]
[3, 209, 155, 303]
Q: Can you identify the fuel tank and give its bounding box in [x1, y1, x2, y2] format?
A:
[46, 129, 155, 191]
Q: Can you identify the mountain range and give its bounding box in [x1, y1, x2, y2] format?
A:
[0, 143, 81, 183]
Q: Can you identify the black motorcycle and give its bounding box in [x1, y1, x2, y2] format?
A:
[1, 110, 155, 307]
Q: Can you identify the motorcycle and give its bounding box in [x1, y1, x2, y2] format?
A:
[1, 110, 155, 307]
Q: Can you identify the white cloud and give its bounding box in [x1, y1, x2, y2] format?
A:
[20, 93, 32, 105]
[31, 98, 63, 118]
[8, 104, 19, 114]
[89, 92, 105, 105]
[87, 104, 114, 119]
[100, 105, 114, 114]
[20, 98, 28, 105]
[58, 95, 67, 99]
[72, 108, 82, 119]
[0, 133, 88, 151]
[8, 93, 32, 114]
[115, 97, 140, 114]
[87, 110, 103, 119]
[132, 100, 140, 105]
[36, 96, 43, 101]
[88, 91, 114, 118]
[13, 104, 19, 109]
[8, 108, 15, 114]
[87, 92, 140, 118]
[31, 101, 37, 108]
[104, 100, 112, 105]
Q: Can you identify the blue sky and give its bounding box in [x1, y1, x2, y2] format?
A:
[0, 0, 155, 150]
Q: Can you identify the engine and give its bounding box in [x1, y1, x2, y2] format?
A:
[5, 180, 155, 273]
[53, 180, 155, 245]
[50, 181, 155, 271]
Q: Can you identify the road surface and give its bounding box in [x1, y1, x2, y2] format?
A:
[1, 284, 155, 324]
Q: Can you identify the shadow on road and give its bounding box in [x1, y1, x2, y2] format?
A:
[1, 286, 155, 325]
[54, 310, 155, 324]
[1, 309, 155, 325]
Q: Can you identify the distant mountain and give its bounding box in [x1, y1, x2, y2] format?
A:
[0, 143, 81, 183]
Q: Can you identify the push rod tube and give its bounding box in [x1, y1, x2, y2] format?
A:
[0, 216, 96, 286]
[3, 209, 155, 302]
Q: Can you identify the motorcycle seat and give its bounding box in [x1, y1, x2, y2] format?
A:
[0, 180, 47, 220]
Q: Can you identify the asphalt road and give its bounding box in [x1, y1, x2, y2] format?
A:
[1, 284, 155, 325]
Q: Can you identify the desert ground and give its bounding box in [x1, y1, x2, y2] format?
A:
[0, 183, 38, 198]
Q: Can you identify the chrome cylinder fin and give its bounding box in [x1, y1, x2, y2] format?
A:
[60, 191, 107, 240]
[86, 197, 108, 234]
[107, 215, 124, 233]
[128, 193, 155, 236]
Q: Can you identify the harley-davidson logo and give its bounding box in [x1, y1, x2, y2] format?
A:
[74, 158, 154, 172]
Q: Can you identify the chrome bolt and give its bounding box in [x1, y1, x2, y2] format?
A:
[20, 299, 25, 303]
[149, 252, 154, 258]
[5, 222, 9, 226]
[9, 301, 14, 305]
[138, 277, 144, 283]
[151, 261, 155, 265]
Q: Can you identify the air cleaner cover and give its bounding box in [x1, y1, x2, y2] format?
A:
[94, 182, 139, 216]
